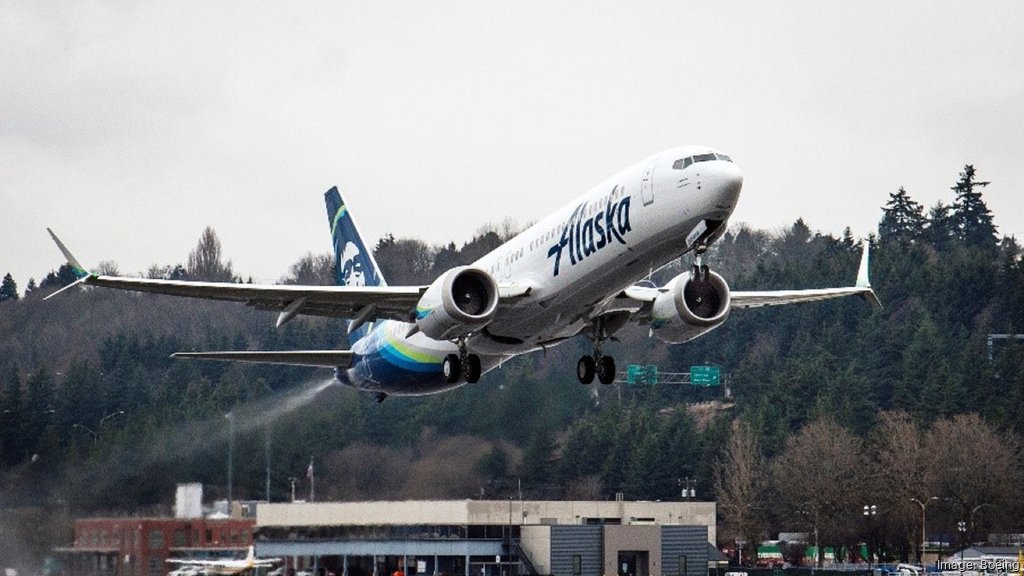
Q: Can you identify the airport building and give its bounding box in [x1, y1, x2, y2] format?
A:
[55, 516, 256, 576]
[254, 499, 716, 576]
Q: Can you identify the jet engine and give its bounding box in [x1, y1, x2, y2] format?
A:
[416, 266, 499, 341]
[649, 269, 731, 343]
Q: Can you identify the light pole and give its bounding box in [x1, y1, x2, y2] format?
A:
[679, 476, 696, 500]
[72, 423, 98, 443]
[957, 520, 967, 567]
[73, 410, 125, 444]
[910, 497, 939, 564]
[863, 504, 877, 568]
[100, 410, 125, 427]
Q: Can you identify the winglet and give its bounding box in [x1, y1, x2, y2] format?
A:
[44, 228, 94, 301]
[46, 228, 91, 280]
[856, 239, 883, 310]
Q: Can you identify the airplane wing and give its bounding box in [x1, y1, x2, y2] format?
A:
[47, 228, 423, 326]
[620, 240, 882, 311]
[47, 229, 531, 329]
[730, 239, 882, 310]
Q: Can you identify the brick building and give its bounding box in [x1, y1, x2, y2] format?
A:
[56, 516, 255, 576]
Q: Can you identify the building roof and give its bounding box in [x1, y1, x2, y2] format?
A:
[258, 499, 715, 529]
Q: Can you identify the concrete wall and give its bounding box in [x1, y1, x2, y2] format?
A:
[519, 526, 552, 574]
[603, 525, 662, 576]
[259, 501, 473, 527]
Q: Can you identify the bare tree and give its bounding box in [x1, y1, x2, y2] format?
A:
[95, 260, 120, 276]
[714, 419, 770, 550]
[772, 417, 869, 564]
[926, 413, 1021, 541]
[871, 410, 937, 561]
[283, 252, 335, 285]
[186, 226, 234, 282]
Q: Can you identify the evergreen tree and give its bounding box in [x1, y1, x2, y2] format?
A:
[0, 365, 25, 465]
[23, 367, 55, 457]
[949, 164, 997, 252]
[879, 187, 926, 244]
[0, 273, 18, 303]
[40, 264, 80, 289]
[923, 201, 954, 250]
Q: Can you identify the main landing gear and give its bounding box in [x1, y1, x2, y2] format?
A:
[443, 341, 481, 384]
[577, 318, 616, 385]
[577, 353, 616, 385]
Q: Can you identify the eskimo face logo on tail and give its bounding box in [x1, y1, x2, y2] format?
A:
[547, 191, 632, 276]
[339, 242, 366, 286]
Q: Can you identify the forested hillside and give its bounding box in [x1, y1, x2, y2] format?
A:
[2, 164, 1023, 563]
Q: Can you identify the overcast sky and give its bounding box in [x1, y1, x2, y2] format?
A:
[3, 1, 1022, 290]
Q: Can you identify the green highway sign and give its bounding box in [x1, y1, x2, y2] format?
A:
[690, 365, 720, 386]
[626, 364, 658, 385]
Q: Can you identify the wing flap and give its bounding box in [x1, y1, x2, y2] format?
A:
[172, 350, 354, 367]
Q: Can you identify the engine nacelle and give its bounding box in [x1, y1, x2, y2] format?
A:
[650, 269, 731, 343]
[416, 266, 499, 341]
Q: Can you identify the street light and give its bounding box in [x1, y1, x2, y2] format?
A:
[679, 476, 696, 500]
[957, 520, 967, 565]
[72, 411, 125, 444]
[863, 505, 878, 568]
[910, 497, 940, 564]
[72, 423, 98, 443]
[100, 410, 125, 427]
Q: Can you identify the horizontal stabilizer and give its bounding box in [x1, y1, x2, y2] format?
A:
[172, 350, 354, 367]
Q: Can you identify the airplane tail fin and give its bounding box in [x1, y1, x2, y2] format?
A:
[324, 187, 387, 342]
[325, 187, 386, 288]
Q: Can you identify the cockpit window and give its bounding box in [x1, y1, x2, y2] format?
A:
[672, 157, 694, 170]
[672, 153, 732, 170]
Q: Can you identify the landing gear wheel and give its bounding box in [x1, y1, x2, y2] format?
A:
[443, 354, 462, 384]
[577, 355, 596, 384]
[463, 354, 482, 383]
[597, 356, 616, 385]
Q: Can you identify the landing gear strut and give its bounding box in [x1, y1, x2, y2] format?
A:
[577, 319, 616, 385]
[443, 341, 482, 384]
[692, 247, 710, 283]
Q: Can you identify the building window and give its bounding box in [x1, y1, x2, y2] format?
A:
[678, 555, 687, 576]
[174, 529, 186, 547]
[573, 556, 582, 576]
[148, 530, 164, 551]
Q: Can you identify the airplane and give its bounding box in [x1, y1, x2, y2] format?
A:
[49, 145, 881, 401]
[166, 546, 280, 575]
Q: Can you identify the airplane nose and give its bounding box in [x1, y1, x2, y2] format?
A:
[710, 161, 743, 206]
